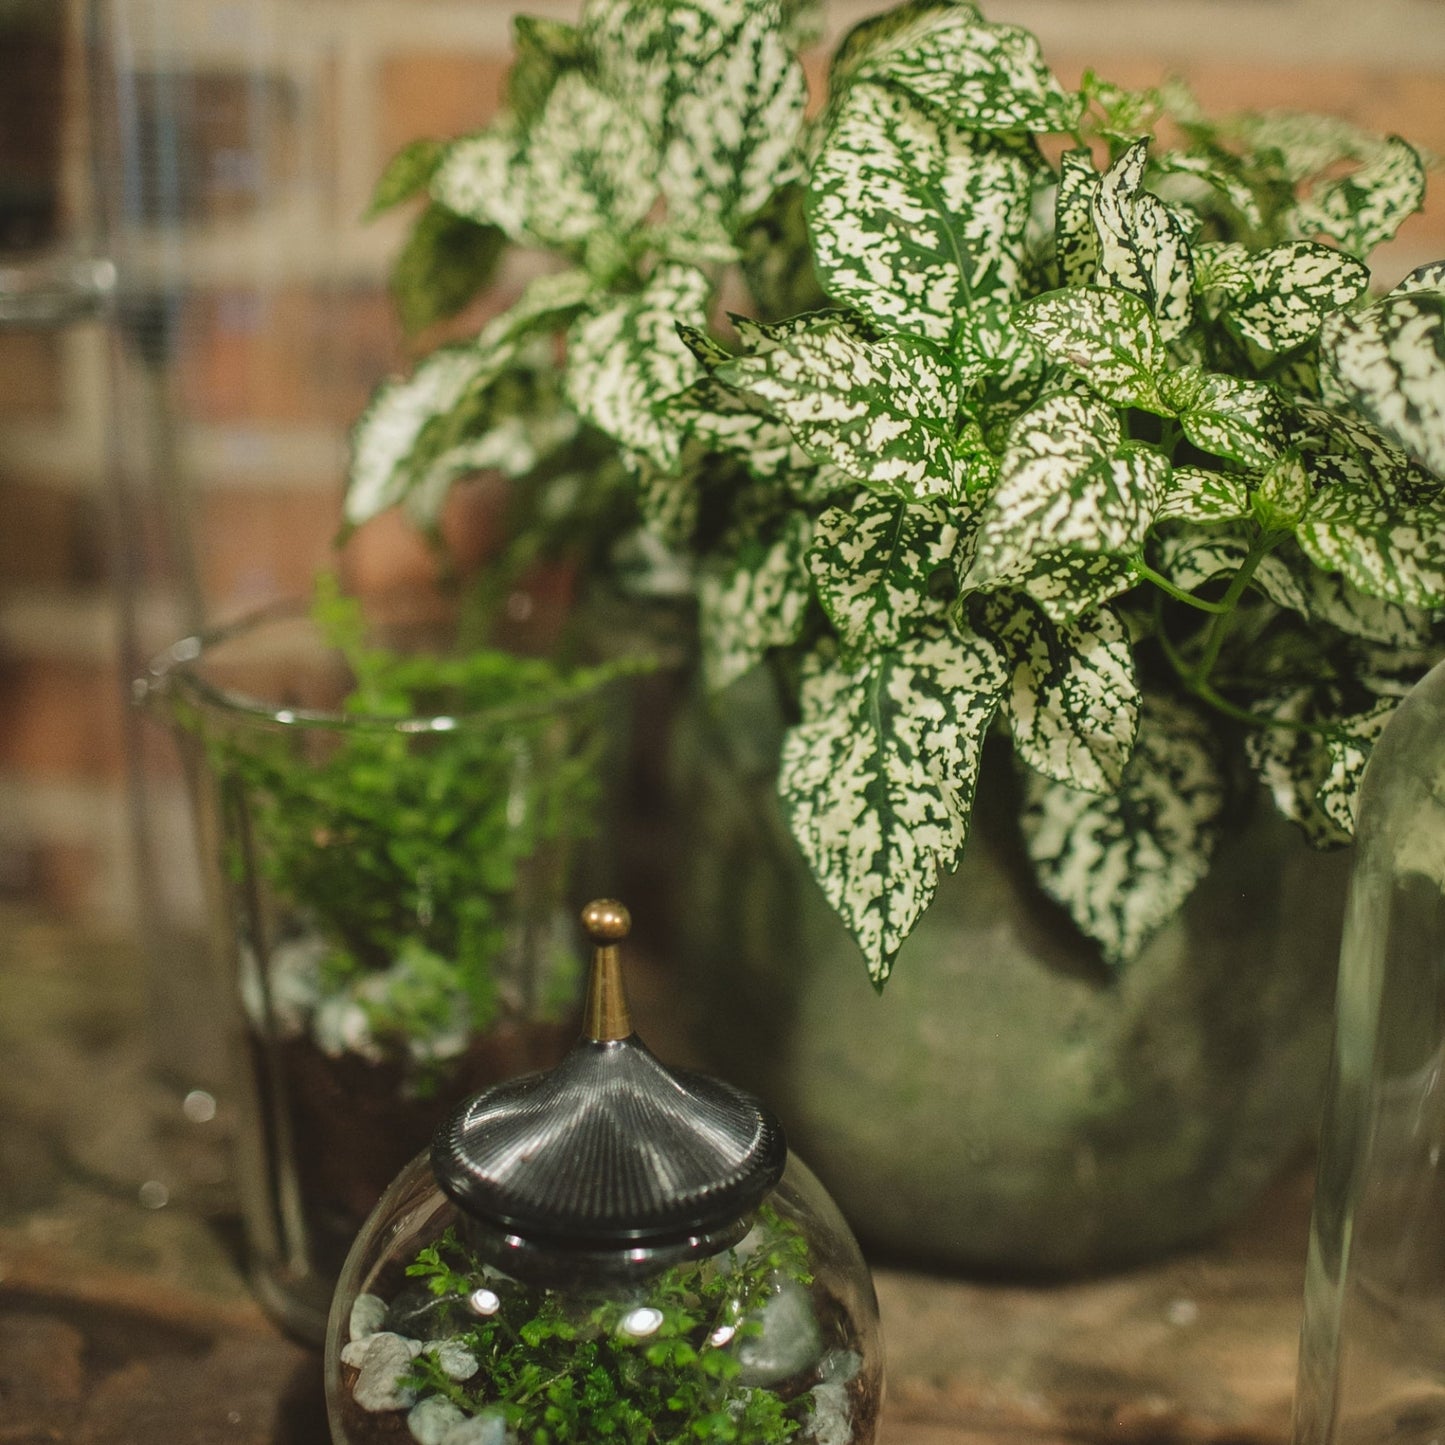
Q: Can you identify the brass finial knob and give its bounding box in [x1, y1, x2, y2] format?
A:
[582, 898, 631, 943]
[581, 899, 633, 1042]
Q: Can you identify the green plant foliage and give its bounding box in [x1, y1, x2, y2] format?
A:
[343, 0, 1445, 983]
[388, 1209, 816, 1443]
[193, 582, 623, 1070]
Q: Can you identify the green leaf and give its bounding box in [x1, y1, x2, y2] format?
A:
[1297, 455, 1445, 609]
[976, 596, 1138, 794]
[433, 74, 657, 251]
[807, 493, 961, 654]
[1055, 149, 1101, 288]
[1321, 290, 1445, 478]
[807, 81, 1036, 341]
[963, 391, 1169, 592]
[1014, 286, 1166, 411]
[390, 205, 506, 336]
[1153, 466, 1250, 524]
[346, 343, 512, 526]
[1020, 696, 1227, 966]
[778, 627, 1009, 983]
[699, 513, 813, 691]
[508, 15, 587, 123]
[654, 3, 808, 261]
[368, 138, 446, 216]
[1196, 240, 1370, 354]
[564, 264, 712, 472]
[1163, 366, 1285, 468]
[843, 3, 1082, 134]
[1092, 139, 1195, 346]
[1288, 136, 1427, 259]
[719, 315, 964, 501]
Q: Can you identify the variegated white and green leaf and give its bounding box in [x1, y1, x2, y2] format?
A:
[1321, 290, 1445, 479]
[1162, 366, 1285, 468]
[1197, 241, 1369, 353]
[1014, 286, 1166, 411]
[807, 493, 960, 653]
[1092, 139, 1195, 345]
[994, 550, 1135, 626]
[476, 269, 599, 351]
[1392, 261, 1445, 299]
[655, 3, 807, 261]
[1020, 695, 1227, 965]
[1244, 688, 1351, 849]
[1055, 148, 1101, 287]
[779, 626, 1009, 982]
[719, 317, 964, 500]
[1319, 700, 1395, 833]
[565, 263, 712, 471]
[1252, 450, 1311, 532]
[976, 595, 1138, 794]
[1289, 136, 1427, 259]
[1307, 569, 1440, 648]
[808, 82, 1036, 340]
[843, 4, 1082, 134]
[1234, 110, 1382, 185]
[1297, 455, 1445, 609]
[1153, 465, 1250, 524]
[699, 511, 813, 691]
[1150, 152, 1265, 233]
[964, 392, 1168, 591]
[670, 375, 817, 480]
[347, 343, 515, 526]
[434, 74, 657, 250]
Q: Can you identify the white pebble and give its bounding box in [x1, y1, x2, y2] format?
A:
[425, 1338, 480, 1381]
[409, 1396, 466, 1445]
[439, 1408, 509, 1445]
[350, 1293, 388, 1341]
[352, 1333, 424, 1412]
[807, 1377, 852, 1445]
[737, 1281, 823, 1386]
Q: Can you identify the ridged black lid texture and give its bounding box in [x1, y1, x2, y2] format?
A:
[431, 901, 788, 1248]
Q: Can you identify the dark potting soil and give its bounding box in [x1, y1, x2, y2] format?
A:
[254, 1017, 577, 1282]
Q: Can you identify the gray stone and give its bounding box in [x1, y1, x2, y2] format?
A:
[736, 1280, 822, 1387]
[408, 1395, 466, 1444]
[352, 1333, 424, 1413]
[806, 1377, 852, 1445]
[349, 1293, 388, 1342]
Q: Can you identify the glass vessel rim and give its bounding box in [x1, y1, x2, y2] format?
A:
[141, 598, 615, 735]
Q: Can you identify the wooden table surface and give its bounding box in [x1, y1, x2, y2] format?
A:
[0, 906, 1312, 1444]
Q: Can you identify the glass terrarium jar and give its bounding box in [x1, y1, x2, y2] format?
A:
[326, 901, 884, 1445]
[1293, 658, 1445, 1445]
[144, 600, 625, 1342]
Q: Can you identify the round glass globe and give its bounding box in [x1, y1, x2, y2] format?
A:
[325, 1153, 883, 1445]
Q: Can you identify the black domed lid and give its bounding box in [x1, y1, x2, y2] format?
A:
[431, 901, 788, 1251]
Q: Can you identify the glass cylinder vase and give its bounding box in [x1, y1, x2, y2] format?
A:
[1293, 657, 1445, 1445]
[143, 602, 624, 1342]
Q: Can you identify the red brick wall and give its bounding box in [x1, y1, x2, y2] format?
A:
[1, 0, 1442, 928]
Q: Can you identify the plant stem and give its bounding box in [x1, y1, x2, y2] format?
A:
[1132, 558, 1231, 613]
[1187, 529, 1286, 688]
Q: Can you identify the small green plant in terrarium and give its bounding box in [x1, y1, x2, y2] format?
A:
[193, 579, 625, 1085]
[339, 1207, 854, 1444]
